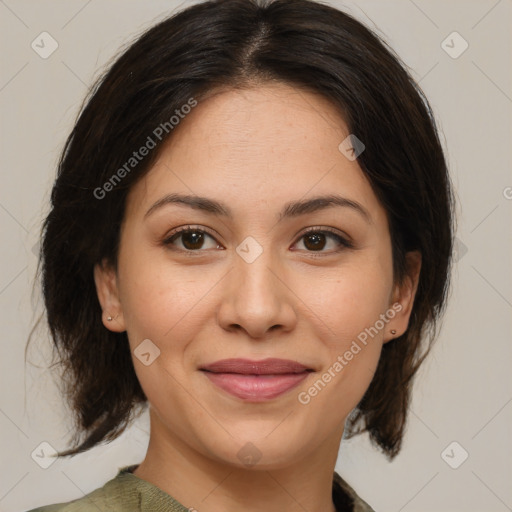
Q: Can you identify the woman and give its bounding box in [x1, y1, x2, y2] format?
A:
[29, 0, 454, 510]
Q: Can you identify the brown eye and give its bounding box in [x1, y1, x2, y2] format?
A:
[293, 228, 353, 253]
[163, 227, 221, 251]
[176, 230, 205, 250]
[303, 232, 327, 251]
[163, 226, 352, 254]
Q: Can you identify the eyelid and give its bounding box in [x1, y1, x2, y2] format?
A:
[299, 226, 352, 243]
[163, 224, 221, 242]
[295, 226, 354, 251]
[163, 224, 354, 254]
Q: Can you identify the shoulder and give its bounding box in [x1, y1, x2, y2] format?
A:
[333, 471, 375, 512]
[25, 467, 140, 512]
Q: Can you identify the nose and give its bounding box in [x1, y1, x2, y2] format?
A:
[217, 249, 297, 340]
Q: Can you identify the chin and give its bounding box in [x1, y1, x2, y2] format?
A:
[197, 421, 320, 471]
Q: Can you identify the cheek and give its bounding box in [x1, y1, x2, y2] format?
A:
[116, 256, 207, 409]
[118, 245, 213, 341]
[300, 347, 380, 426]
[295, 252, 393, 344]
[297, 253, 392, 406]
[298, 285, 386, 420]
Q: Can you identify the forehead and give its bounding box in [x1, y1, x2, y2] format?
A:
[124, 84, 386, 227]
[168, 84, 349, 165]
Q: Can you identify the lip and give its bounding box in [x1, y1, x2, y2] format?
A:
[200, 358, 313, 401]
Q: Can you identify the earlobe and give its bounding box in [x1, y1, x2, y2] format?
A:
[384, 251, 422, 343]
[93, 259, 126, 332]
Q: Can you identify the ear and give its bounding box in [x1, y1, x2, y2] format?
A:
[383, 250, 422, 343]
[93, 258, 126, 332]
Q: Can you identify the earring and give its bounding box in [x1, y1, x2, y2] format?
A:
[107, 315, 113, 321]
[390, 329, 397, 335]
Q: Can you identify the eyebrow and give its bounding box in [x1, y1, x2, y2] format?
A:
[144, 193, 371, 223]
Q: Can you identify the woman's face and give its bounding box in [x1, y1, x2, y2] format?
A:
[95, 83, 419, 469]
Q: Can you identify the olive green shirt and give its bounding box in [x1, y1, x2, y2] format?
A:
[27, 465, 375, 512]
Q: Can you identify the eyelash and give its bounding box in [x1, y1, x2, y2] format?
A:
[162, 225, 354, 256]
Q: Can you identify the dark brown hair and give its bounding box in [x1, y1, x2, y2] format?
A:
[35, 0, 454, 459]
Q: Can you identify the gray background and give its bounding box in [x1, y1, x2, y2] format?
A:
[1, 0, 511, 511]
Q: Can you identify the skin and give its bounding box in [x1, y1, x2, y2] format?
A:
[94, 83, 421, 512]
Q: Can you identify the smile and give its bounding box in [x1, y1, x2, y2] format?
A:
[200, 358, 313, 401]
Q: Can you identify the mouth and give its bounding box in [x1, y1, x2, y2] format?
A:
[199, 358, 314, 401]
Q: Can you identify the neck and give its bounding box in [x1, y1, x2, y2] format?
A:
[133, 409, 342, 512]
